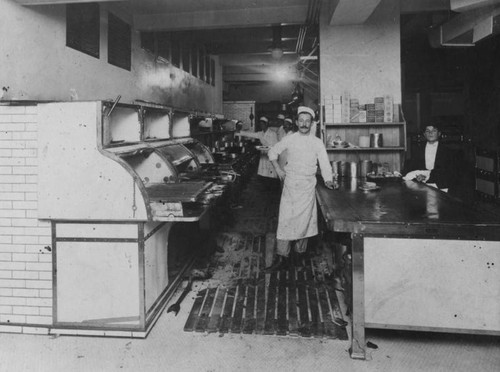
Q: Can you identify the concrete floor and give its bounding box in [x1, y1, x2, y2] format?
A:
[0, 290, 498, 372]
[1, 176, 498, 372]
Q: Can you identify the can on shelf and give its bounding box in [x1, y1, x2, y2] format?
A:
[359, 160, 373, 177]
[349, 161, 358, 178]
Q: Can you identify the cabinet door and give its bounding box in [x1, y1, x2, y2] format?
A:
[55, 241, 141, 328]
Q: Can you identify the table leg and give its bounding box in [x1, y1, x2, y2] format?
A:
[350, 233, 366, 359]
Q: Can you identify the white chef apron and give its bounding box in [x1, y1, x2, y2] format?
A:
[276, 173, 317, 240]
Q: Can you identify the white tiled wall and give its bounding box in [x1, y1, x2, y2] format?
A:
[0, 105, 52, 332]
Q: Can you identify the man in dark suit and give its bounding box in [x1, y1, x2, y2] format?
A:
[404, 124, 455, 191]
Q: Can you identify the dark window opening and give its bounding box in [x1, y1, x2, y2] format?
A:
[141, 32, 155, 55]
[138, 32, 215, 86]
[199, 49, 206, 82]
[171, 38, 181, 68]
[204, 55, 211, 84]
[157, 34, 171, 62]
[182, 45, 191, 74]
[108, 13, 131, 71]
[191, 46, 198, 78]
[66, 3, 100, 58]
[210, 58, 215, 86]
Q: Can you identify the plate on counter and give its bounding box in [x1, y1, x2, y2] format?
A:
[358, 182, 381, 191]
[367, 173, 402, 183]
[333, 142, 349, 148]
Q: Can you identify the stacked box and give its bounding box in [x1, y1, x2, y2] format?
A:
[393, 103, 400, 122]
[350, 98, 359, 123]
[324, 96, 334, 123]
[359, 111, 367, 123]
[384, 95, 393, 122]
[366, 103, 376, 122]
[333, 97, 342, 123]
[359, 104, 367, 123]
[341, 91, 350, 123]
[374, 97, 384, 122]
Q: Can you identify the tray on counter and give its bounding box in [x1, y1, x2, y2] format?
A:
[146, 181, 212, 202]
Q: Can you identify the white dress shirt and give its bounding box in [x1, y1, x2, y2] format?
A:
[425, 142, 438, 170]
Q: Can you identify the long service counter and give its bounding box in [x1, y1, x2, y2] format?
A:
[35, 101, 256, 337]
[316, 179, 500, 359]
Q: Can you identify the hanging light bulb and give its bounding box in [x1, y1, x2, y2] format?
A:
[268, 25, 284, 60]
[271, 47, 284, 60]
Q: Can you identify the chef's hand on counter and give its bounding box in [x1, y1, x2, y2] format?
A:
[415, 174, 427, 183]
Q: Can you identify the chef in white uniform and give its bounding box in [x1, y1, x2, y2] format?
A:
[277, 118, 294, 171]
[236, 116, 279, 182]
[266, 107, 335, 271]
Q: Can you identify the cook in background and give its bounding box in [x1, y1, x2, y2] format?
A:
[276, 113, 286, 141]
[403, 123, 455, 192]
[235, 116, 279, 189]
[266, 106, 335, 271]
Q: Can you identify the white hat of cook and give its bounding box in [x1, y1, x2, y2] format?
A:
[277, 114, 285, 120]
[284, 118, 293, 124]
[259, 116, 268, 123]
[297, 106, 315, 119]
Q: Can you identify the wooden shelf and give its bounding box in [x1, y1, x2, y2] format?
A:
[326, 147, 405, 152]
[325, 122, 405, 127]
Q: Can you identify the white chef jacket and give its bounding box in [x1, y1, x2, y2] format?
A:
[277, 130, 293, 170]
[268, 133, 333, 240]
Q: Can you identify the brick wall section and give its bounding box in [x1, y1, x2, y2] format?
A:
[0, 105, 52, 328]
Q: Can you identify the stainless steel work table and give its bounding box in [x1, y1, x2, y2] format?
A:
[316, 179, 500, 359]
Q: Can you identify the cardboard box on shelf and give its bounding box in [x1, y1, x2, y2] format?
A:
[359, 110, 367, 123]
[341, 91, 350, 123]
[384, 94, 394, 122]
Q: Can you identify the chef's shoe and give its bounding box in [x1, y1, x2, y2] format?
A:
[293, 251, 307, 266]
[264, 255, 289, 272]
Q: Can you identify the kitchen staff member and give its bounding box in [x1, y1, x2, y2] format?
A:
[276, 113, 286, 141]
[266, 107, 335, 271]
[403, 123, 454, 191]
[236, 116, 279, 182]
[277, 118, 294, 171]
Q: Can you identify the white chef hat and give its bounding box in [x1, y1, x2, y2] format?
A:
[297, 106, 315, 119]
[277, 114, 285, 120]
[259, 116, 268, 123]
[284, 118, 293, 124]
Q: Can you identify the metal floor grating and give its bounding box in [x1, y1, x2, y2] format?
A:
[183, 233, 347, 339]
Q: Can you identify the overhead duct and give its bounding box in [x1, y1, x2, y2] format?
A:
[429, 5, 500, 47]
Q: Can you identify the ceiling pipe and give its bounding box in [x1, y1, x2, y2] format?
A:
[296, 0, 320, 55]
[311, 0, 321, 24]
